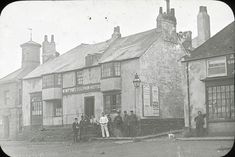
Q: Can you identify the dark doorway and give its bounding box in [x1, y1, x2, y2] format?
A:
[84, 96, 95, 118]
[3, 116, 9, 138]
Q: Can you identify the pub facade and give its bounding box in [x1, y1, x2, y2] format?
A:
[22, 1, 189, 134]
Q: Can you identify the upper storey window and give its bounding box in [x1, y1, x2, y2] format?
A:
[207, 56, 227, 77]
[101, 62, 121, 78]
[76, 70, 83, 85]
[42, 74, 62, 89]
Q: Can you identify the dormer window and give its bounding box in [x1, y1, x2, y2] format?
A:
[101, 62, 121, 78]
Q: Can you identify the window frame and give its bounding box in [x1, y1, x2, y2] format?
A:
[31, 92, 43, 116]
[103, 91, 121, 113]
[4, 90, 10, 105]
[53, 100, 62, 117]
[76, 70, 83, 85]
[42, 73, 62, 89]
[101, 62, 121, 79]
[206, 83, 234, 122]
[206, 56, 227, 78]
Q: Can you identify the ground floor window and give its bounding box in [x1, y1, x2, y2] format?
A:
[31, 93, 43, 116]
[104, 92, 121, 113]
[53, 100, 62, 117]
[207, 84, 234, 121]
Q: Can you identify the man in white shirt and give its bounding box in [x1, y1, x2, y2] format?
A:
[99, 112, 110, 138]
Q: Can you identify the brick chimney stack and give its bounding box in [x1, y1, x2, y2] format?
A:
[42, 34, 59, 63]
[197, 6, 211, 46]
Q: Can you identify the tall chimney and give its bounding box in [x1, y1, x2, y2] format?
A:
[166, 0, 170, 14]
[197, 6, 211, 46]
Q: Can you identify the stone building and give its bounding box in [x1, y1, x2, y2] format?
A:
[182, 21, 235, 136]
[0, 38, 41, 139]
[22, 0, 195, 134]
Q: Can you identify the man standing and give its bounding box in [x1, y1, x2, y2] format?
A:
[129, 111, 138, 137]
[79, 115, 87, 141]
[107, 114, 113, 137]
[72, 118, 79, 143]
[113, 110, 123, 137]
[123, 111, 130, 137]
[194, 111, 206, 137]
[99, 112, 109, 138]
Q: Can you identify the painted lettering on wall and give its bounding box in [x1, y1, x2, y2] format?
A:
[63, 83, 100, 95]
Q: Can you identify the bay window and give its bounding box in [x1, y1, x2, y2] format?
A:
[101, 62, 121, 78]
[42, 74, 62, 88]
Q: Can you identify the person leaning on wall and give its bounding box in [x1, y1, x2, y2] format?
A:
[194, 111, 206, 137]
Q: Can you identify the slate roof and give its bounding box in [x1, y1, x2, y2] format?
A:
[0, 67, 36, 84]
[99, 29, 161, 63]
[24, 42, 109, 79]
[24, 28, 164, 79]
[184, 21, 235, 62]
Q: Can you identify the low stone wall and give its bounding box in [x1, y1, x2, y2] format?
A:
[139, 118, 184, 136]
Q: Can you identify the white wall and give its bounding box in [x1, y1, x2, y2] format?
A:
[22, 78, 42, 126]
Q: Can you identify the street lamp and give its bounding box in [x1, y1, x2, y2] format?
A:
[133, 73, 141, 114]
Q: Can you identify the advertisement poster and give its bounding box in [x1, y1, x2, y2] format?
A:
[143, 83, 160, 116]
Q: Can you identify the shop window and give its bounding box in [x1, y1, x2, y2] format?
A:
[104, 92, 121, 113]
[207, 56, 227, 77]
[42, 74, 62, 88]
[207, 84, 234, 121]
[76, 70, 83, 85]
[54, 101, 62, 117]
[4, 90, 10, 105]
[101, 62, 121, 78]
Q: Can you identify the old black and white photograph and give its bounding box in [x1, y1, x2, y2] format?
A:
[0, 0, 234, 156]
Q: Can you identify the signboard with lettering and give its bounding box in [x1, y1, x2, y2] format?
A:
[227, 53, 235, 76]
[63, 83, 100, 95]
[142, 83, 160, 117]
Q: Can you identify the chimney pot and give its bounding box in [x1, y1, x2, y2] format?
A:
[171, 8, 175, 16]
[44, 35, 48, 41]
[199, 6, 207, 13]
[159, 7, 163, 14]
[51, 35, 54, 43]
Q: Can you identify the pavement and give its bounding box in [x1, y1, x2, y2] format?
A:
[92, 129, 234, 142]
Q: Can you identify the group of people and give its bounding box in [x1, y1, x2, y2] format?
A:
[72, 110, 139, 142]
[98, 110, 138, 138]
[72, 110, 206, 142]
[72, 115, 90, 143]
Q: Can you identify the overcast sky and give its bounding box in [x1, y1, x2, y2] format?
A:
[0, 0, 234, 78]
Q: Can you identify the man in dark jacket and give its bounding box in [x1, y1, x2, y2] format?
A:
[72, 118, 79, 143]
[79, 115, 88, 141]
[123, 111, 130, 137]
[113, 110, 123, 137]
[129, 111, 138, 137]
[194, 111, 206, 137]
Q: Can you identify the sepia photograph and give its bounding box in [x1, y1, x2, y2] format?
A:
[0, 0, 234, 156]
